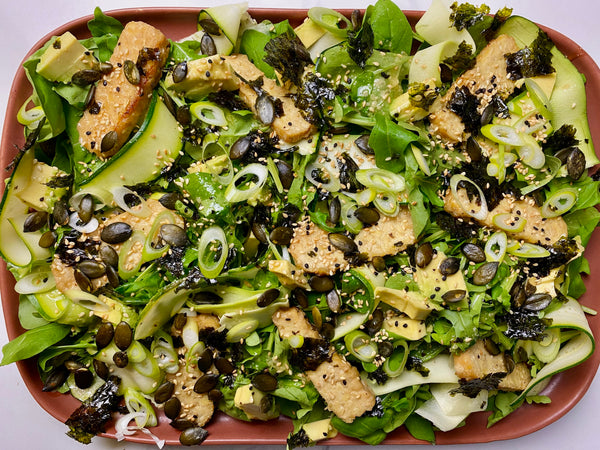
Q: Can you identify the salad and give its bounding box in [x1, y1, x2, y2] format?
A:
[0, 0, 598, 447]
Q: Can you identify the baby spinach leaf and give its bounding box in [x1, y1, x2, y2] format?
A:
[1, 323, 70, 366]
[367, 0, 413, 54]
[369, 113, 418, 172]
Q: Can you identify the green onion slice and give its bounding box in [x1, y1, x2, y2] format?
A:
[356, 168, 406, 193]
[198, 225, 228, 279]
[124, 388, 158, 428]
[14, 270, 56, 294]
[492, 213, 527, 233]
[340, 198, 364, 234]
[190, 101, 227, 126]
[411, 144, 432, 175]
[307, 7, 352, 37]
[374, 191, 399, 216]
[383, 341, 409, 377]
[507, 241, 550, 258]
[118, 231, 146, 279]
[541, 188, 578, 218]
[485, 231, 507, 262]
[344, 330, 378, 362]
[142, 210, 176, 263]
[517, 133, 546, 169]
[481, 124, 524, 146]
[449, 174, 488, 220]
[524, 78, 552, 120]
[345, 188, 377, 206]
[17, 95, 45, 128]
[305, 161, 341, 192]
[111, 186, 151, 218]
[225, 163, 269, 202]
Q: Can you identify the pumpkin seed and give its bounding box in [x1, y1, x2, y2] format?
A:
[164, 397, 181, 420]
[84, 84, 96, 110]
[38, 230, 56, 248]
[354, 134, 374, 155]
[99, 62, 113, 74]
[441, 289, 466, 303]
[256, 93, 275, 125]
[328, 197, 341, 225]
[567, 147, 586, 180]
[320, 322, 335, 340]
[215, 357, 235, 375]
[415, 242, 433, 268]
[172, 61, 188, 83]
[522, 293, 552, 312]
[179, 427, 208, 446]
[95, 322, 114, 350]
[439, 257, 460, 276]
[276, 160, 294, 190]
[101, 222, 133, 244]
[484, 338, 500, 355]
[76, 194, 95, 224]
[257, 288, 280, 308]
[114, 321, 133, 351]
[292, 287, 308, 309]
[194, 373, 219, 393]
[23, 211, 48, 232]
[354, 206, 380, 225]
[200, 33, 217, 56]
[190, 291, 222, 305]
[42, 366, 69, 392]
[171, 419, 196, 431]
[74, 269, 92, 292]
[252, 372, 278, 392]
[326, 289, 341, 313]
[71, 69, 102, 86]
[199, 17, 222, 35]
[364, 309, 384, 336]
[74, 368, 94, 389]
[113, 351, 129, 368]
[100, 130, 118, 153]
[105, 265, 120, 288]
[269, 226, 294, 245]
[472, 261, 499, 286]
[154, 381, 175, 403]
[328, 233, 357, 254]
[197, 348, 214, 372]
[462, 243, 486, 263]
[504, 354, 516, 374]
[123, 59, 141, 85]
[159, 192, 182, 210]
[230, 135, 251, 160]
[160, 224, 188, 247]
[77, 260, 106, 279]
[176, 105, 192, 125]
[93, 359, 109, 380]
[53, 199, 69, 226]
[371, 256, 386, 273]
[378, 340, 394, 357]
[466, 136, 483, 162]
[480, 103, 494, 126]
[208, 389, 223, 403]
[99, 244, 119, 268]
[309, 275, 334, 292]
[173, 313, 187, 331]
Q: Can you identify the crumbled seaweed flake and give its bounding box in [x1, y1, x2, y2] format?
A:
[207, 90, 249, 111]
[361, 396, 385, 417]
[157, 245, 187, 277]
[443, 41, 475, 72]
[542, 124, 579, 154]
[435, 212, 480, 240]
[405, 356, 430, 376]
[347, 22, 374, 69]
[448, 86, 481, 133]
[65, 376, 122, 444]
[482, 7, 513, 41]
[263, 32, 313, 87]
[408, 82, 439, 109]
[56, 231, 97, 266]
[505, 30, 555, 80]
[198, 327, 229, 351]
[337, 152, 363, 193]
[503, 310, 548, 341]
[451, 372, 506, 398]
[290, 337, 331, 371]
[238, 130, 282, 163]
[366, 367, 389, 385]
[287, 428, 311, 448]
[45, 173, 74, 189]
[524, 238, 581, 278]
[293, 73, 337, 127]
[449, 2, 490, 30]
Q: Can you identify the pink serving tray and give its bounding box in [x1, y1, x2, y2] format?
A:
[1, 7, 600, 446]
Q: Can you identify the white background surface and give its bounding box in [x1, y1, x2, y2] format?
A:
[0, 1, 599, 449]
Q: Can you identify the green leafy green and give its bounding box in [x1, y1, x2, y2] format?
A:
[366, 0, 413, 54]
[1, 323, 70, 366]
[87, 7, 123, 37]
[369, 113, 418, 172]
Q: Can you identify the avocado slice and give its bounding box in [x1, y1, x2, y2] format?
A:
[16, 160, 68, 211]
[383, 315, 427, 340]
[234, 384, 279, 420]
[164, 57, 238, 101]
[36, 32, 96, 83]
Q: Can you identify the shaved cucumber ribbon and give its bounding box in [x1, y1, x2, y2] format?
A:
[414, 0, 475, 49]
[362, 354, 458, 395]
[409, 40, 459, 86]
[511, 298, 595, 405]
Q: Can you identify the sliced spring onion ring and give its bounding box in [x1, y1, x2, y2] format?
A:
[481, 124, 524, 146]
[190, 101, 227, 126]
[305, 161, 341, 192]
[449, 174, 488, 220]
[17, 96, 45, 128]
[124, 388, 158, 428]
[340, 199, 364, 234]
[383, 341, 409, 377]
[356, 168, 406, 193]
[374, 191, 399, 216]
[111, 186, 151, 218]
[411, 144, 432, 176]
[152, 339, 180, 374]
[307, 7, 352, 37]
[225, 163, 269, 202]
[514, 110, 549, 135]
[485, 231, 507, 262]
[542, 188, 578, 218]
[524, 78, 552, 120]
[142, 210, 176, 262]
[127, 341, 148, 364]
[344, 188, 377, 206]
[492, 213, 527, 233]
[14, 270, 56, 294]
[507, 241, 550, 258]
[118, 231, 146, 279]
[68, 212, 99, 234]
[344, 330, 377, 362]
[517, 133, 546, 169]
[197, 225, 228, 279]
[185, 341, 206, 371]
[288, 335, 305, 348]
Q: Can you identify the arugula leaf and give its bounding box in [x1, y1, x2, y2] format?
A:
[564, 207, 600, 245]
[404, 413, 436, 443]
[1, 323, 70, 366]
[87, 7, 123, 37]
[487, 392, 521, 426]
[169, 39, 203, 63]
